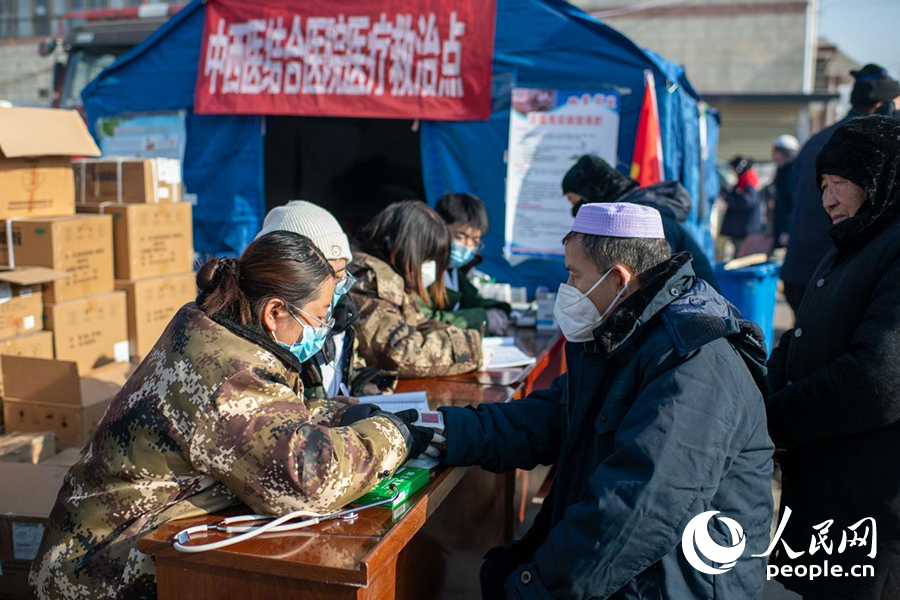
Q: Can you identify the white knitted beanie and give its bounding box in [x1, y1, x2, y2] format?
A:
[257, 200, 352, 262]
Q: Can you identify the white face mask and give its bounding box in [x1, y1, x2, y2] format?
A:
[421, 260, 437, 288]
[553, 267, 628, 342]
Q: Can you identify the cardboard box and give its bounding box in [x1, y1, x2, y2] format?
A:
[116, 272, 195, 361]
[0, 283, 41, 341]
[0, 432, 55, 464]
[44, 291, 129, 373]
[74, 157, 182, 204]
[0, 108, 100, 220]
[0, 460, 71, 562]
[0, 215, 114, 303]
[0, 330, 55, 400]
[77, 203, 193, 281]
[1, 356, 134, 448]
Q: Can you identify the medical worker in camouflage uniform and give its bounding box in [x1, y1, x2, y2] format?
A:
[349, 201, 483, 378]
[256, 201, 398, 399]
[29, 231, 423, 599]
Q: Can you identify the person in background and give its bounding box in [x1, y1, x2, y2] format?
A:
[769, 134, 800, 250]
[257, 201, 397, 398]
[436, 203, 772, 599]
[416, 192, 512, 335]
[766, 116, 900, 600]
[561, 154, 721, 291]
[349, 200, 483, 378]
[29, 231, 419, 600]
[781, 63, 900, 315]
[720, 155, 763, 255]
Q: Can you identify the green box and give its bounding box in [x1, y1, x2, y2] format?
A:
[355, 466, 431, 509]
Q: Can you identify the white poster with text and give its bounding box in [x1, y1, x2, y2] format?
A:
[504, 88, 619, 259]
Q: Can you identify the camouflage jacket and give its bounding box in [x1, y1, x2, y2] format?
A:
[29, 304, 410, 600]
[348, 252, 482, 378]
[301, 295, 398, 399]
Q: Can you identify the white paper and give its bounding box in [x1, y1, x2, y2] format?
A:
[359, 392, 429, 413]
[23, 315, 35, 330]
[114, 340, 131, 363]
[481, 337, 537, 370]
[13, 522, 44, 560]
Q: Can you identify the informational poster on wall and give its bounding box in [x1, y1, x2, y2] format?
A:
[95, 111, 187, 161]
[504, 88, 620, 259]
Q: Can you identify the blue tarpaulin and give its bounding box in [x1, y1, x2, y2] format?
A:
[82, 0, 718, 282]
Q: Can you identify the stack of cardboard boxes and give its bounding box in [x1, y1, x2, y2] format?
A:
[0, 107, 145, 594]
[0, 108, 137, 446]
[75, 157, 196, 363]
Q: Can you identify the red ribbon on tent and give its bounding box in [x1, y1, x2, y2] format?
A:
[630, 70, 665, 187]
[194, 0, 497, 121]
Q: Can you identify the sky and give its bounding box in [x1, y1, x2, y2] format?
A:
[818, 0, 900, 80]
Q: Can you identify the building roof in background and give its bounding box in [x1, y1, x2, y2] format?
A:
[815, 37, 860, 94]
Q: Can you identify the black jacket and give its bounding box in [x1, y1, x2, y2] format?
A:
[767, 222, 900, 599]
[619, 182, 722, 292]
[300, 294, 397, 398]
[766, 116, 900, 600]
[781, 108, 869, 287]
[771, 159, 795, 247]
[442, 254, 773, 599]
[721, 182, 764, 240]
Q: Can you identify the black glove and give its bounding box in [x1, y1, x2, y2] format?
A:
[395, 409, 436, 459]
[339, 403, 381, 426]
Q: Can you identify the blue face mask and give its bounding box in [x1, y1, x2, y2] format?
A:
[274, 305, 333, 363]
[449, 242, 476, 269]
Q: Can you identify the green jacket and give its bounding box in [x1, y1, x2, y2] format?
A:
[29, 304, 410, 600]
[421, 266, 512, 331]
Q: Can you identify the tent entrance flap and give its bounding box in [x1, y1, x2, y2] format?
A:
[264, 116, 425, 233]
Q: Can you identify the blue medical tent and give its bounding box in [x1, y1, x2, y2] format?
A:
[82, 0, 718, 289]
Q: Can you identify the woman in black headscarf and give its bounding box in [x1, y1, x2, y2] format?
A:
[766, 115, 900, 600]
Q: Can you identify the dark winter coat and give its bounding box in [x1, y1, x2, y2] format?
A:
[441, 254, 774, 600]
[781, 108, 870, 287]
[772, 159, 795, 247]
[766, 115, 900, 600]
[721, 180, 764, 240]
[619, 181, 721, 291]
[300, 294, 397, 398]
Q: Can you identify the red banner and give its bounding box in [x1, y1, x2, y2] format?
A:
[194, 0, 497, 121]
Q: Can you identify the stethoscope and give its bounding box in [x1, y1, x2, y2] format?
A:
[172, 484, 401, 553]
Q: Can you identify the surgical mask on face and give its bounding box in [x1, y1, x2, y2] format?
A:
[449, 242, 476, 269]
[272, 305, 332, 363]
[421, 260, 437, 288]
[553, 268, 628, 342]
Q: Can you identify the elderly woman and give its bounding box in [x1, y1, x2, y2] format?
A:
[29, 231, 420, 599]
[766, 115, 900, 600]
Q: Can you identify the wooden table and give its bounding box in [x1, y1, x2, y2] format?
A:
[140, 330, 566, 599]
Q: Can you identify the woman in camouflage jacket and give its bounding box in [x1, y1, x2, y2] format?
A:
[29, 232, 414, 599]
[349, 201, 483, 379]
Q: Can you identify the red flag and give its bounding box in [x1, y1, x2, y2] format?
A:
[630, 70, 664, 187]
